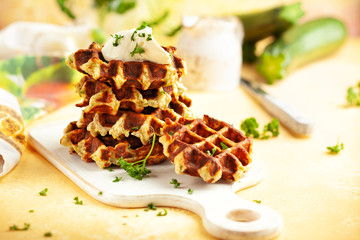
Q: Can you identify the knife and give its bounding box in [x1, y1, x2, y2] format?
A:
[240, 78, 315, 136]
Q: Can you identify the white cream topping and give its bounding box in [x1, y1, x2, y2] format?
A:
[101, 27, 171, 65]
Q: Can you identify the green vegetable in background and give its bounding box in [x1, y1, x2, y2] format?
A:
[257, 17, 347, 84]
[237, 2, 304, 63]
[238, 2, 304, 43]
[56, 0, 137, 28]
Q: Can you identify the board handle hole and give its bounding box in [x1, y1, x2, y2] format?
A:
[226, 209, 260, 222]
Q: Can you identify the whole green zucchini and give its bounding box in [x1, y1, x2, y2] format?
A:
[238, 2, 304, 43]
[237, 2, 304, 62]
[256, 17, 347, 84]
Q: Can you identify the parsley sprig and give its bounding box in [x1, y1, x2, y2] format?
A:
[110, 33, 124, 46]
[117, 134, 155, 180]
[144, 203, 157, 211]
[39, 188, 48, 196]
[327, 140, 344, 154]
[157, 209, 168, 216]
[170, 178, 180, 188]
[130, 43, 145, 57]
[74, 196, 83, 205]
[9, 223, 30, 231]
[346, 81, 360, 106]
[240, 117, 280, 139]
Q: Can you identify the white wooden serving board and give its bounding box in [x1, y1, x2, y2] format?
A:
[29, 120, 283, 240]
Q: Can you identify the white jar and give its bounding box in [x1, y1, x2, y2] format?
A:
[177, 16, 243, 91]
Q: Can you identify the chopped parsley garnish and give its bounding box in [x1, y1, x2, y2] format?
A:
[253, 200, 262, 204]
[346, 81, 360, 106]
[187, 189, 194, 195]
[74, 196, 83, 205]
[206, 147, 216, 156]
[145, 203, 157, 211]
[157, 209, 168, 216]
[240, 117, 280, 139]
[168, 131, 173, 136]
[98, 191, 103, 196]
[327, 140, 344, 154]
[146, 34, 152, 41]
[44, 232, 52, 237]
[39, 188, 48, 196]
[113, 176, 123, 182]
[159, 90, 166, 94]
[131, 30, 137, 41]
[131, 126, 139, 131]
[9, 223, 30, 231]
[138, 33, 145, 37]
[110, 34, 124, 46]
[108, 167, 114, 172]
[170, 178, 180, 188]
[117, 134, 155, 180]
[130, 43, 145, 57]
[136, 22, 149, 30]
[220, 142, 229, 150]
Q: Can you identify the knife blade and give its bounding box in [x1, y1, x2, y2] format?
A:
[240, 78, 314, 136]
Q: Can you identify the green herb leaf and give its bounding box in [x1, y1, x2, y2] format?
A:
[130, 43, 145, 57]
[44, 232, 52, 237]
[220, 142, 229, 150]
[187, 189, 194, 195]
[346, 81, 360, 106]
[261, 118, 280, 139]
[145, 203, 157, 211]
[240, 117, 260, 138]
[29, 210, 34, 213]
[56, 0, 76, 19]
[136, 21, 149, 30]
[108, 167, 114, 172]
[131, 126, 139, 131]
[138, 33, 146, 37]
[327, 140, 344, 154]
[206, 147, 216, 156]
[98, 191, 103, 196]
[39, 188, 48, 196]
[110, 33, 124, 46]
[113, 176, 123, 182]
[131, 30, 137, 41]
[117, 134, 155, 180]
[253, 200, 262, 204]
[170, 178, 180, 188]
[146, 34, 152, 41]
[241, 117, 280, 139]
[9, 223, 30, 231]
[157, 209, 168, 216]
[74, 196, 83, 205]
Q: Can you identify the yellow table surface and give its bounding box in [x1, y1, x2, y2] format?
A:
[1, 39, 360, 240]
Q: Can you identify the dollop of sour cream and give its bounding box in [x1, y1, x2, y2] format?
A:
[101, 27, 171, 65]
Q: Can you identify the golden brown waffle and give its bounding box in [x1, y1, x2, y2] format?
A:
[77, 105, 194, 146]
[66, 43, 186, 90]
[159, 115, 252, 183]
[60, 121, 167, 168]
[75, 75, 191, 114]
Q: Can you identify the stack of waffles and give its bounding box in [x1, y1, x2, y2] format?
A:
[61, 42, 253, 183]
[60, 43, 193, 168]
